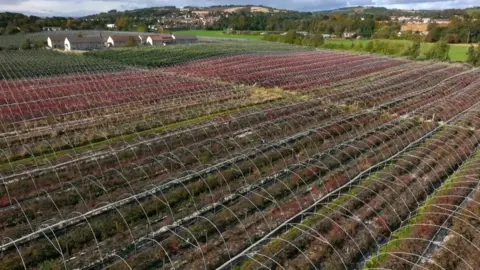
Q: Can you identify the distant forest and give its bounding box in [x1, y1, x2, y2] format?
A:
[1, 6, 480, 43]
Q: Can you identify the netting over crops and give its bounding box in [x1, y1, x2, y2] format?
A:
[1, 41, 480, 270]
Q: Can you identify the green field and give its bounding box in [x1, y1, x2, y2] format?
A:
[325, 39, 470, 61]
[174, 30, 264, 40]
[174, 30, 470, 62]
[86, 41, 311, 67]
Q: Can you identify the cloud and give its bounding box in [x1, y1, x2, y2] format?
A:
[0, 0, 478, 16]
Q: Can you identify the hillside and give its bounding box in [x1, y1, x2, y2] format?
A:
[81, 5, 289, 20]
[317, 6, 466, 18]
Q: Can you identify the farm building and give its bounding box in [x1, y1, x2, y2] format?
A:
[400, 23, 429, 35]
[106, 36, 141, 47]
[172, 34, 198, 44]
[64, 36, 106, 51]
[280, 31, 309, 36]
[146, 34, 174, 46]
[343, 31, 357, 38]
[47, 36, 66, 49]
[43, 27, 62, 31]
[138, 34, 151, 45]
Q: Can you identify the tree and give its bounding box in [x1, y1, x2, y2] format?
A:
[159, 28, 171, 34]
[467, 44, 480, 66]
[33, 39, 45, 49]
[115, 17, 129, 30]
[283, 30, 298, 44]
[66, 19, 73, 29]
[365, 41, 374, 52]
[403, 40, 421, 59]
[467, 45, 476, 63]
[125, 36, 137, 47]
[20, 38, 31, 50]
[5, 25, 19, 35]
[137, 23, 147, 32]
[309, 33, 324, 47]
[425, 40, 450, 61]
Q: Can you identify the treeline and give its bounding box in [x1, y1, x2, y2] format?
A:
[424, 18, 480, 43]
[265, 32, 452, 62]
[210, 13, 378, 38]
[0, 12, 49, 35]
[321, 40, 450, 61]
[263, 30, 325, 47]
[467, 44, 480, 66]
[210, 11, 480, 43]
[0, 12, 111, 35]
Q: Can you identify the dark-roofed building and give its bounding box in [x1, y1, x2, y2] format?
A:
[146, 34, 174, 46]
[172, 34, 198, 44]
[47, 36, 67, 49]
[43, 27, 62, 32]
[64, 36, 106, 51]
[106, 35, 141, 47]
[138, 34, 151, 45]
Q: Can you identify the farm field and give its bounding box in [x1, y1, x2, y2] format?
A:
[174, 30, 264, 40]
[160, 30, 470, 62]
[325, 39, 470, 61]
[86, 41, 312, 67]
[1, 43, 480, 270]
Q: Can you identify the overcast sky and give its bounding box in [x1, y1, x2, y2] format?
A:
[0, 0, 478, 17]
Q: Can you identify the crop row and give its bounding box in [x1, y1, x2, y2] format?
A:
[0, 101, 358, 232]
[0, 98, 333, 180]
[84, 42, 313, 67]
[165, 52, 408, 91]
[0, 113, 429, 269]
[235, 123, 478, 270]
[2, 50, 479, 270]
[3, 63, 470, 239]
[2, 74, 449, 268]
[2, 55, 470, 171]
[0, 50, 126, 80]
[1, 72, 245, 123]
[422, 186, 480, 270]
[214, 80, 480, 269]
[0, 107, 386, 249]
[365, 139, 480, 269]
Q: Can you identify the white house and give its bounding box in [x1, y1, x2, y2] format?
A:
[343, 32, 357, 39]
[280, 31, 309, 36]
[43, 27, 62, 31]
[65, 36, 106, 51]
[106, 24, 116, 29]
[47, 36, 66, 49]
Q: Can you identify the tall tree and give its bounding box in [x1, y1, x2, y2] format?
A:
[115, 17, 129, 30]
[137, 23, 147, 32]
[425, 40, 450, 61]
